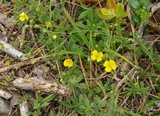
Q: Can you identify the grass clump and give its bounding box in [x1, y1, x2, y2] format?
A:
[1, 0, 160, 115]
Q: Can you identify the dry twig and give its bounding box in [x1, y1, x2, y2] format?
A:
[0, 57, 40, 73]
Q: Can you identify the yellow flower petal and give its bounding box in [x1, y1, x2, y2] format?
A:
[107, 0, 117, 10]
[19, 12, 25, 16]
[91, 55, 96, 61]
[19, 17, 25, 21]
[97, 57, 102, 62]
[109, 59, 117, 70]
[63, 59, 73, 68]
[105, 66, 112, 72]
[92, 50, 98, 56]
[91, 50, 98, 61]
[103, 61, 110, 67]
[25, 15, 29, 20]
[99, 52, 104, 57]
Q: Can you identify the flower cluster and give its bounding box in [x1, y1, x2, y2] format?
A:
[63, 50, 117, 73]
[18, 13, 117, 73]
[91, 50, 117, 73]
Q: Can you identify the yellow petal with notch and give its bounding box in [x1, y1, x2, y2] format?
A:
[107, 0, 117, 10]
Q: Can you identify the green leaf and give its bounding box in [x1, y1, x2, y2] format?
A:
[115, 3, 127, 18]
[154, 63, 160, 72]
[132, 13, 140, 23]
[33, 100, 40, 109]
[141, 0, 151, 8]
[40, 102, 50, 108]
[129, 0, 140, 10]
[140, 100, 160, 113]
[79, 11, 88, 19]
[41, 94, 53, 103]
[78, 9, 92, 20]
[76, 22, 89, 30]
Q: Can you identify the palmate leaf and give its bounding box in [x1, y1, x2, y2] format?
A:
[97, 0, 127, 20]
[97, 0, 116, 19]
[97, 8, 115, 19]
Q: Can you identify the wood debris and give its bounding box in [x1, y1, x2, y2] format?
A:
[0, 98, 11, 116]
[0, 39, 27, 61]
[0, 90, 12, 99]
[13, 78, 71, 99]
[19, 101, 29, 116]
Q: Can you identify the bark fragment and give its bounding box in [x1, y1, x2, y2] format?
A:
[19, 101, 29, 116]
[0, 40, 27, 61]
[0, 98, 11, 116]
[13, 78, 71, 98]
[0, 90, 12, 99]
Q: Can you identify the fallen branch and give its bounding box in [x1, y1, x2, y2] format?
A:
[13, 78, 71, 99]
[0, 40, 27, 61]
[0, 58, 39, 73]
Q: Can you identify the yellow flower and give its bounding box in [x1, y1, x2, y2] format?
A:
[91, 50, 103, 62]
[63, 59, 73, 68]
[52, 35, 57, 40]
[103, 59, 117, 72]
[45, 21, 52, 28]
[19, 12, 29, 21]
